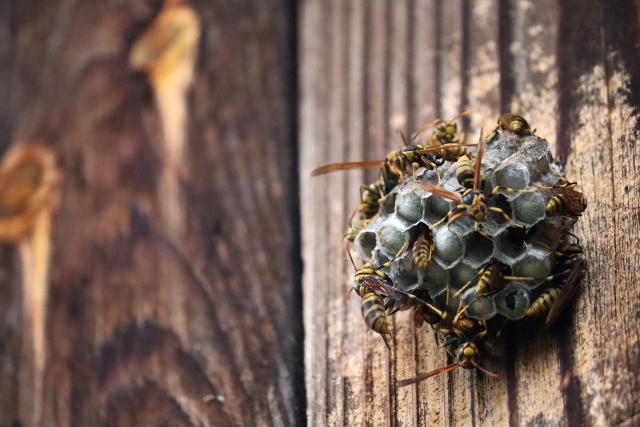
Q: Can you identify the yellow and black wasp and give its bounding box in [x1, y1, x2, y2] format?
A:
[397, 301, 497, 387]
[410, 222, 434, 271]
[348, 243, 439, 349]
[544, 182, 587, 218]
[416, 127, 525, 239]
[533, 167, 587, 218]
[497, 113, 531, 133]
[525, 221, 586, 328]
[311, 126, 478, 184]
[411, 110, 476, 161]
[453, 260, 507, 297]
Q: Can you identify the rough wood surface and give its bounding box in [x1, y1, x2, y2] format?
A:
[0, 0, 303, 426]
[299, 0, 640, 426]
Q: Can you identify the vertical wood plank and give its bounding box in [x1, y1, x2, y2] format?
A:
[465, 2, 512, 426]
[410, 3, 451, 426]
[437, 3, 478, 427]
[557, 1, 640, 426]
[510, 0, 559, 150]
[300, 0, 640, 425]
[439, 0, 464, 120]
[505, 1, 566, 426]
[385, 2, 418, 426]
[300, 0, 329, 424]
[362, 2, 394, 427]
[467, 0, 501, 135]
[1, 0, 303, 426]
[342, 1, 368, 425]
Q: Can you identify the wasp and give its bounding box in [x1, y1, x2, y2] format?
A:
[454, 260, 506, 297]
[410, 289, 443, 329]
[533, 167, 587, 218]
[525, 258, 585, 328]
[349, 243, 438, 348]
[416, 127, 524, 238]
[411, 223, 434, 270]
[376, 160, 401, 196]
[544, 182, 587, 218]
[311, 137, 439, 185]
[414, 110, 473, 146]
[311, 129, 477, 185]
[356, 182, 383, 223]
[412, 111, 476, 162]
[497, 113, 531, 133]
[397, 302, 497, 387]
[554, 239, 584, 267]
[455, 154, 475, 189]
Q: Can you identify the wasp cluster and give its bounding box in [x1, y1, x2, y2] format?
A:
[313, 113, 587, 384]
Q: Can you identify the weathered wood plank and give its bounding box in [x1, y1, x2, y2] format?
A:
[0, 0, 302, 426]
[300, 0, 330, 424]
[342, 1, 368, 425]
[465, 2, 512, 426]
[300, 0, 640, 426]
[510, 0, 558, 151]
[557, 1, 640, 426]
[505, 2, 566, 426]
[410, 3, 451, 426]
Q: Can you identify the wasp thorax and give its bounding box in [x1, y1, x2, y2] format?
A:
[470, 201, 488, 222]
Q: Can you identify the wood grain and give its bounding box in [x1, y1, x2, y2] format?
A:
[0, 0, 303, 426]
[300, 0, 640, 425]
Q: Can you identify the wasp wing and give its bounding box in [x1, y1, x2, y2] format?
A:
[414, 181, 463, 204]
[560, 186, 587, 213]
[545, 261, 585, 329]
[474, 127, 484, 191]
[311, 160, 383, 176]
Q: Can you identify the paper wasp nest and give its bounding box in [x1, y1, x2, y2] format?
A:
[354, 129, 565, 320]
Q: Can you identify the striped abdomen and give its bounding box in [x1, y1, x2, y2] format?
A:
[546, 186, 587, 216]
[498, 113, 530, 133]
[475, 261, 506, 295]
[556, 242, 584, 266]
[439, 145, 475, 163]
[456, 156, 475, 189]
[526, 287, 560, 318]
[361, 290, 390, 335]
[412, 225, 434, 270]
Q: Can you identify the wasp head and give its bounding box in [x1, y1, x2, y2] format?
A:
[454, 342, 480, 369]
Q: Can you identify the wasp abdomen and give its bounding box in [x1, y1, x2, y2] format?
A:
[526, 287, 560, 317]
[456, 156, 475, 189]
[361, 290, 390, 334]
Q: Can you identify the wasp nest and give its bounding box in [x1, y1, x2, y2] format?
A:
[313, 112, 587, 384]
[351, 117, 584, 322]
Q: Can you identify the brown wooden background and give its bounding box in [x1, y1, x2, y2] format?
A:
[0, 0, 303, 426]
[1, 0, 640, 426]
[300, 0, 640, 426]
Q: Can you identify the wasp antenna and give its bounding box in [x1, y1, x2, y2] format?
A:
[396, 363, 461, 387]
[347, 245, 358, 271]
[412, 122, 436, 140]
[397, 128, 409, 147]
[472, 361, 498, 378]
[454, 109, 474, 121]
